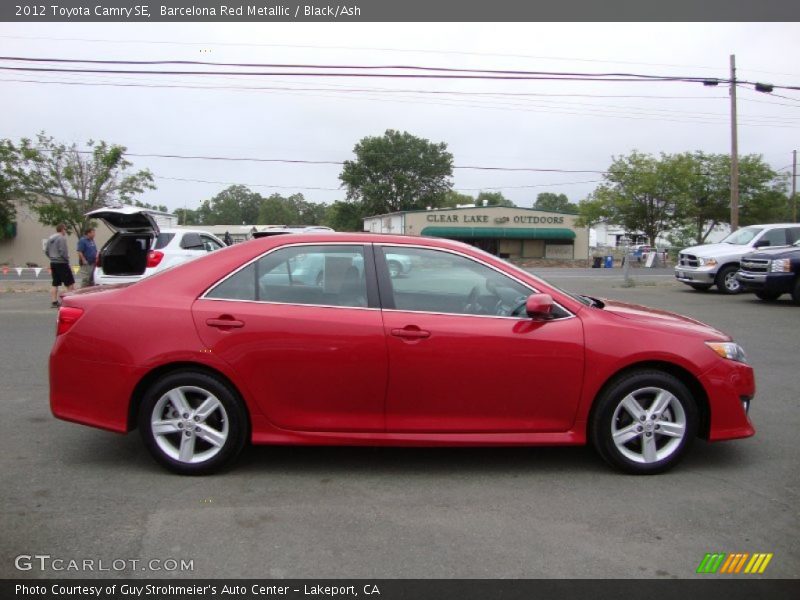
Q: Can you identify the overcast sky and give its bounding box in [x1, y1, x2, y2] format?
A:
[1, 22, 798, 214]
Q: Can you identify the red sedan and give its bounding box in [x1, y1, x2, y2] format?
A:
[50, 234, 755, 475]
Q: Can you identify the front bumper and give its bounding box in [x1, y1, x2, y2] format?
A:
[674, 266, 717, 284]
[700, 360, 756, 442]
[736, 271, 795, 294]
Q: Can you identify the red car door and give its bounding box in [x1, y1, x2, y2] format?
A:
[377, 246, 584, 433]
[193, 243, 387, 432]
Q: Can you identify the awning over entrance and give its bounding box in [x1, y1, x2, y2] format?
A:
[420, 227, 576, 240]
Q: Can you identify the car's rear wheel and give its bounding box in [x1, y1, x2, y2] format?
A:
[688, 283, 712, 292]
[591, 370, 698, 475]
[755, 290, 782, 301]
[138, 371, 247, 475]
[715, 265, 742, 294]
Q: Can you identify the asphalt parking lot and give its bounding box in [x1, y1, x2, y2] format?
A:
[0, 270, 797, 579]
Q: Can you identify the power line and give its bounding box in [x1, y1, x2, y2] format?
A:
[0, 58, 734, 84]
[0, 64, 717, 83]
[135, 152, 608, 173]
[156, 175, 604, 192]
[4, 33, 798, 79]
[456, 179, 604, 191]
[0, 75, 730, 100]
[2, 55, 798, 89]
[4, 76, 797, 128]
[0, 55, 731, 80]
[156, 176, 341, 191]
[35, 147, 794, 176]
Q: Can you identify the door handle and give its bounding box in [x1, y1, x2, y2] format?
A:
[206, 316, 245, 329]
[391, 326, 430, 340]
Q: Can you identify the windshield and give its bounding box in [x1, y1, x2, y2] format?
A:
[722, 227, 763, 245]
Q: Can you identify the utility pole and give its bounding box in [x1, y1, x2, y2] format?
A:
[793, 149, 797, 223]
[730, 54, 739, 231]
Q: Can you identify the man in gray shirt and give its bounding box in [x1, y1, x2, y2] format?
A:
[46, 223, 75, 307]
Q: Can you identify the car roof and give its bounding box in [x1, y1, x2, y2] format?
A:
[160, 228, 222, 235]
[251, 232, 477, 250]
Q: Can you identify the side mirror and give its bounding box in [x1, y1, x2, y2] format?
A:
[753, 239, 771, 248]
[525, 293, 554, 319]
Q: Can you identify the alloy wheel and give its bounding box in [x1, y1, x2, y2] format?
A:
[610, 386, 687, 464]
[150, 386, 229, 464]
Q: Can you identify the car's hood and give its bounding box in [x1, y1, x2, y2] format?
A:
[742, 245, 799, 260]
[680, 243, 747, 258]
[599, 299, 728, 339]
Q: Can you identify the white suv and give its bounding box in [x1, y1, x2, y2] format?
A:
[675, 223, 800, 294]
[88, 207, 227, 285]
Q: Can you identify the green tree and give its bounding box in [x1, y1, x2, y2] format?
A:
[173, 208, 200, 225]
[324, 200, 367, 231]
[0, 140, 22, 240]
[132, 199, 168, 213]
[442, 190, 476, 208]
[340, 129, 454, 215]
[197, 185, 261, 225]
[666, 152, 789, 245]
[533, 192, 578, 213]
[476, 191, 515, 207]
[576, 151, 681, 245]
[256, 193, 327, 226]
[16, 133, 155, 236]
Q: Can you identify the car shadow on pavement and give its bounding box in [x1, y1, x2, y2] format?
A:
[59, 428, 759, 478]
[236, 444, 603, 477]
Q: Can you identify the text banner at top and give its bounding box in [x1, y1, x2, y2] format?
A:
[2, 0, 800, 22]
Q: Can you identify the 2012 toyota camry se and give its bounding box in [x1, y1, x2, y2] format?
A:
[49, 234, 755, 475]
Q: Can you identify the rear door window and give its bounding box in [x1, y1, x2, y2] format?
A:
[206, 245, 372, 308]
[154, 233, 175, 249]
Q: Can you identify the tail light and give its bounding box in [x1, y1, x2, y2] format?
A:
[56, 306, 84, 336]
[147, 250, 164, 268]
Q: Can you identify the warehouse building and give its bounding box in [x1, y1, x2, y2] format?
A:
[363, 206, 589, 260]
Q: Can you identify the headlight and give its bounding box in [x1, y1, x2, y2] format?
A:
[770, 259, 791, 272]
[698, 258, 718, 267]
[705, 341, 747, 363]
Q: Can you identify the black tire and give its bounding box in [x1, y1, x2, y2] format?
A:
[755, 290, 782, 302]
[715, 264, 742, 294]
[792, 278, 800, 306]
[590, 370, 698, 475]
[688, 283, 712, 292]
[138, 370, 248, 475]
[387, 260, 402, 278]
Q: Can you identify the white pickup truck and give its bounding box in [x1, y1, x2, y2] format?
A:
[675, 223, 800, 294]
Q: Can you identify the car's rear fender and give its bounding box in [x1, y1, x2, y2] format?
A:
[126, 361, 255, 434]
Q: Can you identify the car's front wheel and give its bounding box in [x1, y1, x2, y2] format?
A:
[715, 265, 742, 294]
[591, 370, 698, 475]
[138, 371, 248, 475]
